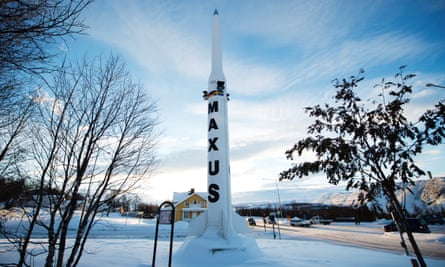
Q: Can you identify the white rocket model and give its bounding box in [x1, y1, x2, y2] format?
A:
[184, 9, 247, 239]
[202, 9, 234, 239]
[203, 10, 233, 241]
[175, 11, 261, 265]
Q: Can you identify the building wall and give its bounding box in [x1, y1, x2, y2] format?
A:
[175, 194, 207, 221]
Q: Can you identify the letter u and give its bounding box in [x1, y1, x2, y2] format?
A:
[208, 160, 219, 175]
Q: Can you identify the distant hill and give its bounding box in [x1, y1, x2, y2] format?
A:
[314, 177, 445, 215]
[234, 178, 445, 216]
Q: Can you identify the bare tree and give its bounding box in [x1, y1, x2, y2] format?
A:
[15, 55, 159, 267]
[0, 0, 92, 75]
[0, 0, 92, 176]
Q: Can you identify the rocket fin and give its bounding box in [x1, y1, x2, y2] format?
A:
[187, 211, 207, 237]
[232, 212, 249, 234]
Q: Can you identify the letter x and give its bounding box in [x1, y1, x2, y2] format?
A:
[208, 137, 219, 152]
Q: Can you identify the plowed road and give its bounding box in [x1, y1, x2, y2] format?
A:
[251, 222, 445, 260]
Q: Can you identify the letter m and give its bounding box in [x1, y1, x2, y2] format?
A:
[208, 101, 218, 114]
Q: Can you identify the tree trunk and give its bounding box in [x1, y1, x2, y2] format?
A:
[17, 184, 47, 266]
[387, 188, 427, 267]
[45, 215, 57, 267]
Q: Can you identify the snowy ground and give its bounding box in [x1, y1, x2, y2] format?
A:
[1, 212, 444, 266]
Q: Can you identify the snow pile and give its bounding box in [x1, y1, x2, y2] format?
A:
[174, 231, 264, 266]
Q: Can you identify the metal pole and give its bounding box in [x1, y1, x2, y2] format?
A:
[151, 201, 175, 267]
[263, 178, 282, 240]
[275, 180, 283, 218]
[272, 222, 276, 239]
[275, 181, 282, 240]
[275, 209, 281, 240]
[151, 212, 160, 266]
[168, 203, 175, 267]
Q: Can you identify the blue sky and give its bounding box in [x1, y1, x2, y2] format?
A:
[69, 0, 445, 204]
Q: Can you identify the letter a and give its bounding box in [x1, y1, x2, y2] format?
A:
[208, 118, 218, 131]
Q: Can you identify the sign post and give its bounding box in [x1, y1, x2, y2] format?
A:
[152, 201, 175, 267]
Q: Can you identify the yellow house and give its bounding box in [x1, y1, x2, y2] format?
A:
[173, 190, 207, 222]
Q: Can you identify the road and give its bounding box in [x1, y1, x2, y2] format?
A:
[251, 221, 445, 260]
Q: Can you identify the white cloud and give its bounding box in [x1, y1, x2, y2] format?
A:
[86, 1, 209, 79]
[226, 60, 287, 96]
[289, 33, 432, 86]
[230, 1, 370, 49]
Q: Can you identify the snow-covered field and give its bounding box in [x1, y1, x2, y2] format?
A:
[1, 212, 444, 266]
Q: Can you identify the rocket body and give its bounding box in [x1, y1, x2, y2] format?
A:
[174, 12, 261, 264]
[204, 9, 233, 239]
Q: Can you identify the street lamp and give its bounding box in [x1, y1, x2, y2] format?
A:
[263, 178, 283, 218]
[263, 178, 282, 240]
[426, 83, 445, 89]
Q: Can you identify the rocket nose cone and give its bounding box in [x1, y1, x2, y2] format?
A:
[211, 9, 224, 82]
[214, 9, 219, 16]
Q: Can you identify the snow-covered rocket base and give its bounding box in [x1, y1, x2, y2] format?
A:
[173, 210, 263, 266]
[174, 230, 263, 266]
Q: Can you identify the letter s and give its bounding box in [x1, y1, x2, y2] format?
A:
[208, 184, 220, 203]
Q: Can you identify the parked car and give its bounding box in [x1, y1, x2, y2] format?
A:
[417, 214, 444, 225]
[310, 216, 333, 225]
[290, 216, 311, 227]
[247, 217, 256, 226]
[384, 218, 431, 233]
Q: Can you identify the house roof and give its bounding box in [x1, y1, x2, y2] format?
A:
[173, 191, 207, 206]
